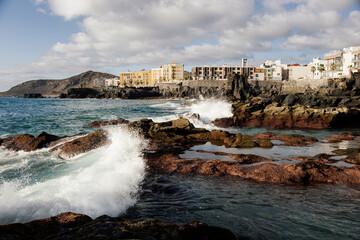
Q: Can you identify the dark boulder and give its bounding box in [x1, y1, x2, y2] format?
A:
[0, 212, 238, 240]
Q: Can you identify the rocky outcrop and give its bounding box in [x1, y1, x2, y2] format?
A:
[145, 153, 360, 185]
[214, 100, 360, 129]
[23, 93, 44, 98]
[129, 118, 274, 149]
[0, 212, 237, 240]
[0, 132, 60, 151]
[326, 132, 359, 143]
[253, 132, 318, 146]
[51, 130, 108, 159]
[59, 88, 101, 98]
[88, 118, 129, 127]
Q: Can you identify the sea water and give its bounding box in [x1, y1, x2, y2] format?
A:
[0, 97, 359, 240]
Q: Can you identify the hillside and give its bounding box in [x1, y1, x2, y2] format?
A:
[0, 71, 117, 97]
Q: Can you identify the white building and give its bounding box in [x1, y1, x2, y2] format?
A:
[105, 78, 120, 88]
[308, 57, 327, 79]
[287, 64, 311, 80]
[260, 60, 286, 80]
[324, 46, 360, 78]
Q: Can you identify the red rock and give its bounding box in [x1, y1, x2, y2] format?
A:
[0, 132, 60, 152]
[326, 132, 358, 143]
[52, 130, 108, 159]
[145, 152, 360, 186]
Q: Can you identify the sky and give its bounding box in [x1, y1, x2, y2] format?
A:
[0, 0, 360, 91]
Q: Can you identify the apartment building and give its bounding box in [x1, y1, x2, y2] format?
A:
[105, 78, 120, 88]
[149, 68, 163, 85]
[191, 65, 255, 80]
[254, 68, 265, 81]
[324, 46, 360, 78]
[119, 70, 150, 87]
[260, 60, 286, 81]
[161, 62, 184, 82]
[308, 57, 327, 79]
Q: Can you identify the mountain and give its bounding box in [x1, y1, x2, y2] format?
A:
[0, 71, 117, 97]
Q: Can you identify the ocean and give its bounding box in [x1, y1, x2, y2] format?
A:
[0, 97, 359, 240]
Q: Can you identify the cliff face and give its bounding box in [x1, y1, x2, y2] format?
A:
[0, 71, 117, 97]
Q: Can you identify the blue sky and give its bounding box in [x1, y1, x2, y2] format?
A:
[0, 0, 359, 91]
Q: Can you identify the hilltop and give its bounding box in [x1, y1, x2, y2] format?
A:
[0, 71, 117, 97]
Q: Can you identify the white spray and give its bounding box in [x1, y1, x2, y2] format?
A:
[0, 127, 146, 224]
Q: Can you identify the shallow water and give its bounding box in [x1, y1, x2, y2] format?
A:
[125, 174, 360, 240]
[0, 97, 359, 239]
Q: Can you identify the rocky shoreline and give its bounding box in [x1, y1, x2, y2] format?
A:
[1, 113, 360, 238]
[1, 118, 360, 186]
[0, 212, 239, 240]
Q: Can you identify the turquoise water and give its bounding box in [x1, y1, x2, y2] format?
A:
[0, 97, 359, 239]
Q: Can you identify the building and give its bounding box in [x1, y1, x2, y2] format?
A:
[287, 64, 311, 80]
[308, 57, 327, 79]
[191, 65, 255, 80]
[119, 70, 150, 87]
[324, 46, 360, 78]
[161, 62, 184, 82]
[149, 68, 163, 85]
[260, 60, 286, 81]
[254, 68, 265, 81]
[104, 78, 120, 88]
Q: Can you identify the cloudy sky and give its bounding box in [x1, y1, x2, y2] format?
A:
[0, 0, 359, 91]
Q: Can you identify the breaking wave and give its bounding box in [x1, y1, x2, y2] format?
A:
[0, 127, 146, 224]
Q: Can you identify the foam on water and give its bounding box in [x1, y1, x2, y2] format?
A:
[0, 127, 146, 224]
[188, 99, 233, 124]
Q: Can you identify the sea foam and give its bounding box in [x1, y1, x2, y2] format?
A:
[0, 127, 146, 224]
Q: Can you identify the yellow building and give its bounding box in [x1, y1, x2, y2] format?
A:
[161, 62, 184, 82]
[119, 70, 150, 87]
[149, 68, 163, 85]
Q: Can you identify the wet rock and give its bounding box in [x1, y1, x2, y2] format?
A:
[326, 132, 358, 143]
[0, 132, 60, 152]
[253, 132, 317, 146]
[0, 212, 238, 240]
[255, 139, 274, 148]
[146, 152, 360, 186]
[215, 101, 360, 129]
[196, 150, 273, 164]
[0, 212, 92, 240]
[52, 130, 108, 159]
[277, 134, 318, 147]
[332, 147, 360, 165]
[88, 118, 129, 127]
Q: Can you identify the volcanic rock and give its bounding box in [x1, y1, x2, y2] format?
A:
[326, 132, 358, 143]
[0, 132, 60, 152]
[213, 101, 360, 129]
[88, 118, 129, 127]
[145, 152, 360, 186]
[52, 130, 108, 159]
[0, 212, 237, 240]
